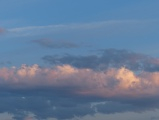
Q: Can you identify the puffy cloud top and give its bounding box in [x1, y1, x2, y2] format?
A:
[0, 64, 159, 98]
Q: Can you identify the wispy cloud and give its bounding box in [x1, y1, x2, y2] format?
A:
[6, 19, 159, 37]
[32, 38, 78, 49]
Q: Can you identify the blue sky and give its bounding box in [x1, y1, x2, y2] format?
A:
[0, 0, 159, 120]
[0, 0, 159, 66]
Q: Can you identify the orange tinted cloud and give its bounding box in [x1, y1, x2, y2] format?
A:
[0, 64, 159, 98]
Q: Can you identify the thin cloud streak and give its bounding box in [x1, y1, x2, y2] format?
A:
[6, 19, 159, 37]
[32, 38, 78, 49]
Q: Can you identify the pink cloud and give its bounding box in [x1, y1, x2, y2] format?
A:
[0, 64, 159, 98]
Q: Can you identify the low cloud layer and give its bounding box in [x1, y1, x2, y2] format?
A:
[0, 49, 159, 120]
[0, 63, 159, 119]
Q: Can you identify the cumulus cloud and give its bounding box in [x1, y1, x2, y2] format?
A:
[32, 38, 78, 49]
[1, 64, 159, 96]
[0, 63, 159, 119]
[0, 49, 159, 119]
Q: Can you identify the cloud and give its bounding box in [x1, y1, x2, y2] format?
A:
[151, 116, 159, 120]
[0, 63, 159, 119]
[42, 49, 159, 72]
[7, 19, 159, 37]
[32, 38, 78, 49]
[0, 49, 159, 119]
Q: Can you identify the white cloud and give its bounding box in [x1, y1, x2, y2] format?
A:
[7, 19, 159, 37]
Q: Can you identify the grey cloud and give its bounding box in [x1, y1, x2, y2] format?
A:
[32, 38, 78, 49]
[1, 49, 159, 119]
[42, 49, 159, 72]
[0, 90, 159, 120]
[151, 116, 159, 120]
[0, 80, 158, 120]
[0, 90, 95, 120]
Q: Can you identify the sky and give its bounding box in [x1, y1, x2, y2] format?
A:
[0, 0, 159, 120]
